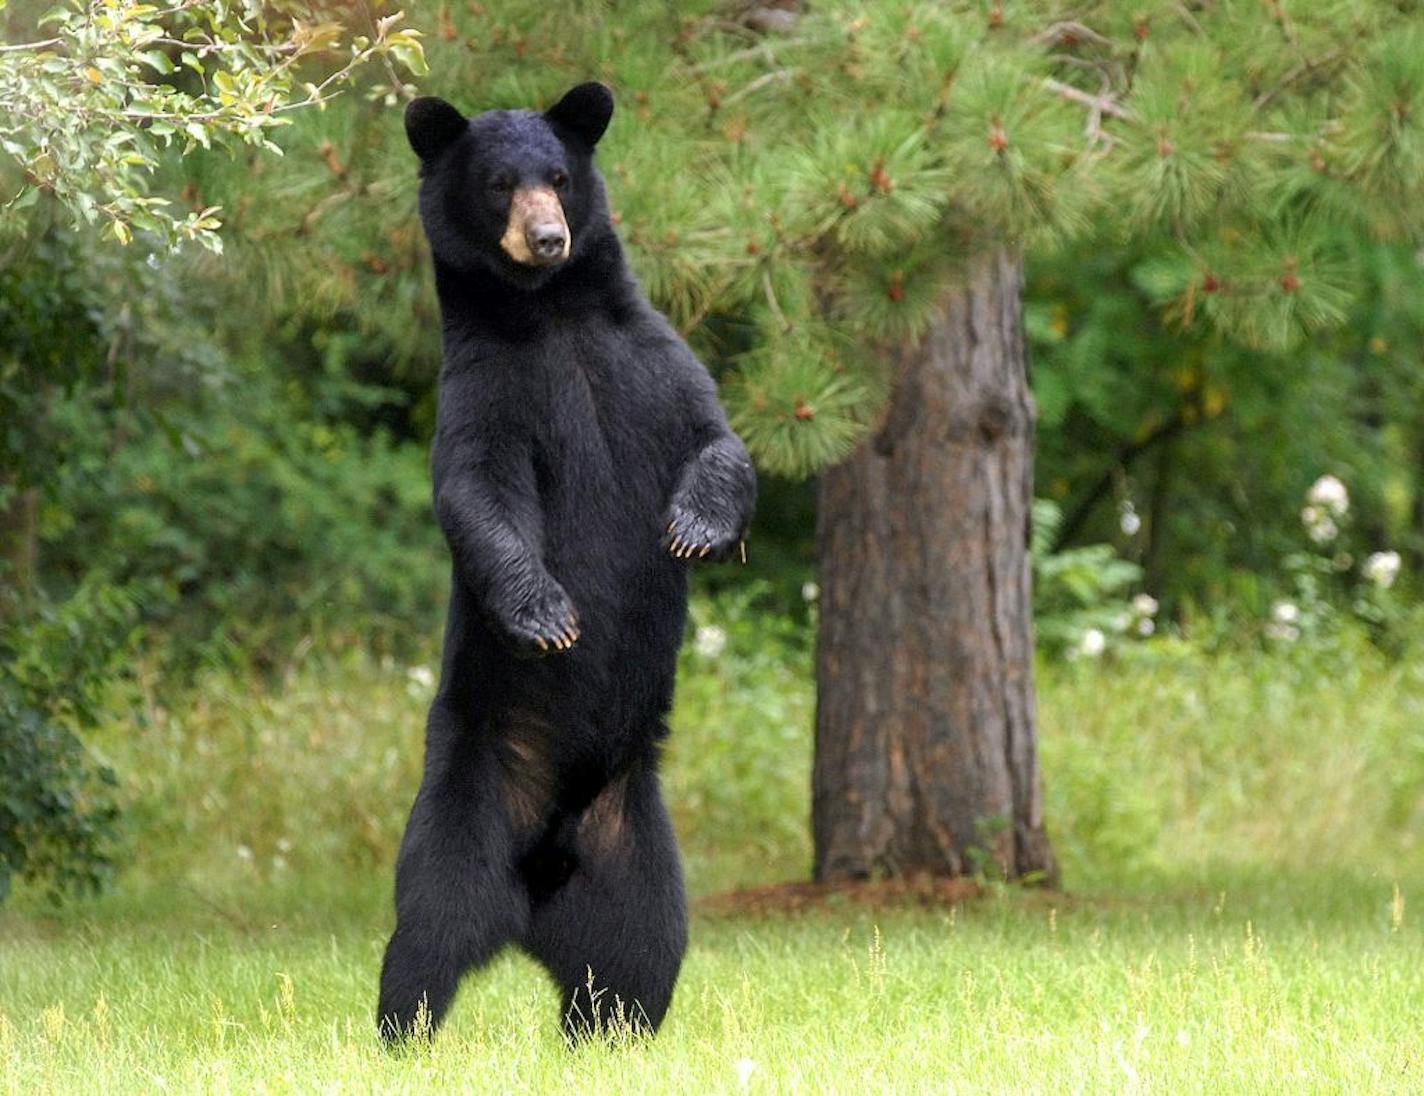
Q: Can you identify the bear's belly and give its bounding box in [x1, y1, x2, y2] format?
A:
[532, 356, 687, 613]
[459, 339, 692, 739]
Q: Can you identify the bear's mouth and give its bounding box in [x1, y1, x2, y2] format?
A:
[500, 186, 572, 268]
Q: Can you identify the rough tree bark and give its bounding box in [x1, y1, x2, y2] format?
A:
[812, 246, 1057, 884]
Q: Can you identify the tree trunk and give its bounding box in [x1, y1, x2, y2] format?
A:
[812, 247, 1056, 885]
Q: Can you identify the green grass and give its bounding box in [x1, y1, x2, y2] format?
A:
[3, 874, 1421, 1092]
[4, 612, 1424, 1092]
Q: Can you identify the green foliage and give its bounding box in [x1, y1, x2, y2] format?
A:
[8, 592, 1424, 920]
[0, 220, 439, 900]
[0, 230, 111, 485]
[1030, 498, 1146, 656]
[668, 584, 814, 892]
[1043, 637, 1424, 889]
[168, 0, 1424, 484]
[1254, 473, 1417, 654]
[1028, 234, 1424, 616]
[12, 579, 1420, 906]
[0, 577, 133, 901]
[54, 587, 812, 898]
[726, 329, 872, 479]
[1333, 26, 1424, 231]
[0, 0, 424, 248]
[31, 363, 442, 665]
[684, 0, 1424, 471]
[1107, 42, 1258, 235]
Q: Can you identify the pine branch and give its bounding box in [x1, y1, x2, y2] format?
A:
[1030, 22, 1114, 51]
[762, 270, 793, 333]
[1251, 49, 1345, 114]
[1172, 3, 1207, 38]
[1042, 77, 1132, 121]
[687, 39, 806, 73]
[722, 69, 794, 107]
[1044, 79, 1301, 147]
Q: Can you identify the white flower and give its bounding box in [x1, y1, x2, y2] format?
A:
[1363, 551, 1401, 589]
[236, 844, 254, 863]
[1307, 474, 1349, 517]
[1265, 622, 1301, 643]
[694, 625, 727, 658]
[801, 581, 820, 603]
[406, 665, 435, 689]
[1136, 618, 1156, 637]
[1302, 506, 1339, 544]
[1271, 600, 1300, 625]
[734, 1058, 757, 1088]
[1119, 501, 1141, 536]
[1078, 628, 1106, 657]
[1131, 594, 1159, 617]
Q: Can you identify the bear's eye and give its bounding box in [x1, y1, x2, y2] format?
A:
[489, 175, 515, 196]
[550, 170, 569, 191]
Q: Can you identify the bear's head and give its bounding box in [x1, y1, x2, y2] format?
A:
[404, 83, 615, 288]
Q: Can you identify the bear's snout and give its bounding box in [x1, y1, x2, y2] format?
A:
[500, 186, 572, 268]
[529, 223, 567, 262]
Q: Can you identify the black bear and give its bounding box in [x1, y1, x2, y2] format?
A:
[377, 83, 756, 1043]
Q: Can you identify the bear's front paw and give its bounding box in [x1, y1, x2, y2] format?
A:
[497, 580, 580, 657]
[663, 505, 744, 563]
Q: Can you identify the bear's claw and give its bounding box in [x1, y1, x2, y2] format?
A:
[662, 505, 743, 564]
[501, 588, 580, 657]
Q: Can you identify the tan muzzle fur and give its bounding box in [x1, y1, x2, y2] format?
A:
[499, 186, 571, 265]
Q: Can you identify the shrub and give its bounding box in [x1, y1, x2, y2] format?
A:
[0, 579, 134, 901]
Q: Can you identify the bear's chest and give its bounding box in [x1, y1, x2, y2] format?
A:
[528, 327, 686, 490]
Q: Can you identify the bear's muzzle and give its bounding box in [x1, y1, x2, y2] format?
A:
[501, 186, 571, 267]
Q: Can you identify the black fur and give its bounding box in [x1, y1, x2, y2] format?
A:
[377, 83, 756, 1044]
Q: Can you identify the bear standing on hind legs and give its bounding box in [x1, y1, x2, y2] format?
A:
[377, 82, 756, 1044]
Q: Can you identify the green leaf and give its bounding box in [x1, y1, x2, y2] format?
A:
[8, 186, 39, 211]
[389, 38, 428, 78]
[139, 50, 174, 75]
[1033, 366, 1071, 428]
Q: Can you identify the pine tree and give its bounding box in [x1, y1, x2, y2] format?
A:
[195, 1, 1424, 883]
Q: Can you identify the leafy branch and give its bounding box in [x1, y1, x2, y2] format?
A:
[0, 0, 427, 249]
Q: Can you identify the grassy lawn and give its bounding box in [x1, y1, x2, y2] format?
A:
[4, 624, 1424, 1091]
[3, 874, 1421, 1092]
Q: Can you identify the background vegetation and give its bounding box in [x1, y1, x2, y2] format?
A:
[3, 1, 1424, 1089]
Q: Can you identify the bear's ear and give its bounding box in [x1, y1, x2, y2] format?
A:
[544, 82, 614, 148]
[405, 97, 468, 160]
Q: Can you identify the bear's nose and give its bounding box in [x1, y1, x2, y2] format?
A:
[528, 223, 567, 262]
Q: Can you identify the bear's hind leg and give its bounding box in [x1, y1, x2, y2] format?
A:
[524, 761, 688, 1040]
[378, 715, 526, 1043]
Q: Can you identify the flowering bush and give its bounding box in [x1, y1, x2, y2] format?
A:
[1030, 499, 1158, 659]
[1268, 475, 1408, 649]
